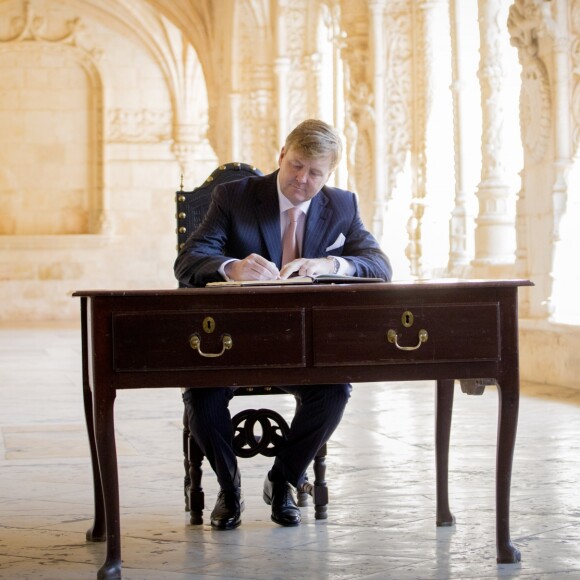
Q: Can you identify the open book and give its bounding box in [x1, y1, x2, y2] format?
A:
[206, 275, 385, 288]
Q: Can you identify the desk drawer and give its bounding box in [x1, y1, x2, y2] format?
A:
[113, 309, 305, 371]
[312, 303, 499, 366]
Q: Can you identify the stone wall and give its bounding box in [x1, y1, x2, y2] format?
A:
[0, 0, 216, 320]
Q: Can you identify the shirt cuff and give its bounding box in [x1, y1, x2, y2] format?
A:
[335, 256, 355, 276]
[218, 259, 238, 281]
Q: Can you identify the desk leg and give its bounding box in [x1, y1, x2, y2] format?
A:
[94, 385, 122, 580]
[83, 381, 106, 542]
[435, 379, 455, 526]
[496, 381, 521, 564]
[81, 298, 106, 542]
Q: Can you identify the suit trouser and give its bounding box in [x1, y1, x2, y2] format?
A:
[182, 384, 351, 491]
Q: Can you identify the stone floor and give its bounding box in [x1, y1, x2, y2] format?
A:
[1, 323, 580, 579]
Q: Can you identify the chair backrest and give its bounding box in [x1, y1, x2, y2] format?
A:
[176, 162, 264, 257]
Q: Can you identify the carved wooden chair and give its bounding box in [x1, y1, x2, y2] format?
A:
[176, 162, 329, 524]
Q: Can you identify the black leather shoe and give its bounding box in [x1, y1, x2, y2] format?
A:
[263, 476, 301, 526]
[210, 488, 244, 530]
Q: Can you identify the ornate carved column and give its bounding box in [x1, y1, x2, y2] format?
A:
[274, 56, 291, 147]
[369, 0, 387, 240]
[508, 0, 564, 318]
[406, 2, 427, 278]
[473, 0, 516, 267]
[232, 2, 276, 170]
[548, 0, 573, 319]
[406, 0, 452, 277]
[288, 2, 311, 130]
[274, 0, 295, 146]
[448, 0, 474, 270]
[171, 124, 196, 186]
[248, 64, 276, 169]
[339, 2, 371, 205]
[329, 1, 347, 187]
[171, 50, 198, 185]
[169, 37, 217, 189]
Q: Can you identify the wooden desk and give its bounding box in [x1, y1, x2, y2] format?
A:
[75, 279, 531, 579]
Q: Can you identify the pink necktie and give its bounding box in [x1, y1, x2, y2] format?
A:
[282, 207, 300, 266]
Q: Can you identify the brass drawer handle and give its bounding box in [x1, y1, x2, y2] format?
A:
[387, 329, 428, 351]
[189, 333, 233, 358]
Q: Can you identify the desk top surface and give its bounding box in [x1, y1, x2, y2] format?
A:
[73, 278, 533, 298]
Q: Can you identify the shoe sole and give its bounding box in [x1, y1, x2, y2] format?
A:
[210, 519, 242, 530]
[270, 515, 300, 527]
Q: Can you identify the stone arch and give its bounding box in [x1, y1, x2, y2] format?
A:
[0, 5, 104, 235]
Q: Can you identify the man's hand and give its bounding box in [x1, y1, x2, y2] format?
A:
[280, 257, 335, 279]
[225, 254, 280, 281]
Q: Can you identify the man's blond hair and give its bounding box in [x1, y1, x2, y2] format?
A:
[284, 119, 343, 172]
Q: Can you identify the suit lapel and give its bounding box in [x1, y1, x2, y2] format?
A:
[303, 190, 333, 258]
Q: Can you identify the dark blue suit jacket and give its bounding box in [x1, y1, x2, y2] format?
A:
[174, 170, 392, 287]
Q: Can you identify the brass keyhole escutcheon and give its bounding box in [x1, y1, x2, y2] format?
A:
[202, 316, 216, 334]
[401, 311, 414, 328]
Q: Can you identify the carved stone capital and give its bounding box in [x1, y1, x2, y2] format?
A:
[507, 0, 545, 61]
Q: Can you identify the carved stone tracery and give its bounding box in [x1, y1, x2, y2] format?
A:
[508, 0, 552, 164]
[107, 109, 172, 143]
[383, 3, 412, 198]
[0, 0, 81, 44]
[519, 59, 552, 163]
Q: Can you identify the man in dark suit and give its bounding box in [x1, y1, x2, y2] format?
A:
[175, 119, 392, 530]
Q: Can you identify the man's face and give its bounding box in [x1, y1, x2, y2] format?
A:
[278, 146, 333, 205]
